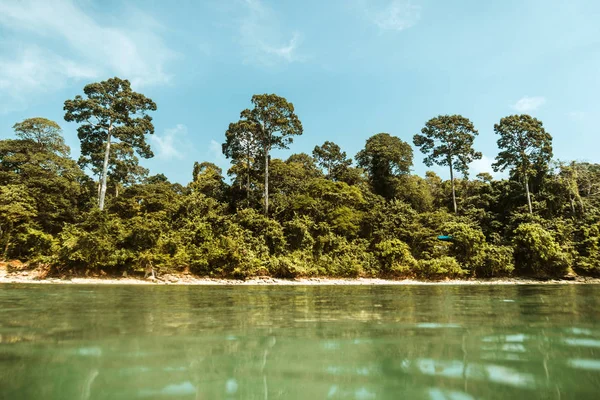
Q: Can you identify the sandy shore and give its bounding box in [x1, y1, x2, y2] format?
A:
[1, 265, 599, 286]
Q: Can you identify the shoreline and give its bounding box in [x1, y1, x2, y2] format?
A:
[1, 269, 599, 286]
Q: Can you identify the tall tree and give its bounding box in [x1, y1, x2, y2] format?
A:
[356, 133, 413, 200]
[12, 117, 70, 156]
[64, 77, 157, 210]
[234, 94, 303, 215]
[222, 116, 261, 203]
[312, 141, 351, 179]
[0, 185, 37, 257]
[492, 114, 553, 214]
[413, 115, 482, 213]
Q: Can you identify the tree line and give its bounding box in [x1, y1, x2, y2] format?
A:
[1, 77, 598, 279]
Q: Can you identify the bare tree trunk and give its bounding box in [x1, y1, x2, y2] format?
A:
[264, 150, 269, 216]
[525, 175, 533, 214]
[247, 151, 251, 203]
[449, 161, 457, 214]
[3, 224, 11, 258]
[98, 124, 113, 211]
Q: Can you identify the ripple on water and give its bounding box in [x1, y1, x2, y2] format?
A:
[416, 323, 462, 329]
[406, 358, 535, 389]
[567, 359, 600, 371]
[563, 338, 600, 348]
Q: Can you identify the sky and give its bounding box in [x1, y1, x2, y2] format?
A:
[0, 0, 599, 184]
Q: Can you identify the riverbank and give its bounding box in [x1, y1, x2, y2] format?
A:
[1, 262, 599, 285]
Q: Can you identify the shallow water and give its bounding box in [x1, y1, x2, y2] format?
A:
[0, 284, 599, 399]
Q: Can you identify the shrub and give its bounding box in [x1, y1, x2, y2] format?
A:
[473, 244, 515, 277]
[512, 223, 571, 277]
[415, 256, 467, 280]
[374, 239, 418, 277]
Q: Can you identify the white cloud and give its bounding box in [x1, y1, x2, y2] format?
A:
[0, 46, 97, 113]
[151, 125, 187, 160]
[470, 154, 494, 176]
[208, 139, 228, 166]
[238, 0, 306, 66]
[0, 0, 176, 111]
[360, 0, 421, 32]
[567, 111, 585, 121]
[511, 96, 546, 113]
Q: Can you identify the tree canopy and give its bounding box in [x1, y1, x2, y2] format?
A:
[1, 82, 598, 282]
[493, 114, 553, 214]
[356, 133, 413, 199]
[414, 115, 481, 213]
[64, 77, 157, 210]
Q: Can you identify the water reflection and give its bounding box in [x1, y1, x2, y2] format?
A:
[0, 284, 599, 399]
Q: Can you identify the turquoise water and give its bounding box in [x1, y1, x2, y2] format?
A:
[0, 284, 599, 399]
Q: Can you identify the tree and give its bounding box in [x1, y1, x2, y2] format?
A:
[13, 117, 70, 156]
[222, 116, 261, 204]
[0, 137, 91, 234]
[191, 161, 226, 200]
[234, 94, 303, 215]
[64, 77, 157, 210]
[0, 185, 37, 257]
[356, 133, 413, 199]
[312, 141, 351, 179]
[492, 115, 553, 214]
[413, 115, 481, 213]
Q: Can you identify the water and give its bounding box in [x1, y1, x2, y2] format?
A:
[0, 284, 599, 400]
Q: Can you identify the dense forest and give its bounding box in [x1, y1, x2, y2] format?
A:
[1, 77, 599, 280]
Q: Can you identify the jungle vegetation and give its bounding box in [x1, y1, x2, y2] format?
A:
[1, 77, 599, 280]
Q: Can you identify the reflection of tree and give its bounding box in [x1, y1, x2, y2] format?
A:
[1, 285, 599, 399]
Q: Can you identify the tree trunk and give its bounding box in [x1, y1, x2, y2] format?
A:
[264, 149, 269, 216]
[247, 151, 251, 203]
[525, 175, 533, 214]
[98, 124, 113, 211]
[3, 227, 10, 258]
[449, 161, 457, 214]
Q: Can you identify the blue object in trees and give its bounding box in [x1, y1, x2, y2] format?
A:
[437, 235, 454, 242]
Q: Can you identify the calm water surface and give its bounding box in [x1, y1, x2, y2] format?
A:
[0, 284, 599, 399]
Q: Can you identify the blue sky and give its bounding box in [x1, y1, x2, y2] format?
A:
[1, 0, 599, 184]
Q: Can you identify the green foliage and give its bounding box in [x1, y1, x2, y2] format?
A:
[493, 114, 553, 214]
[312, 141, 352, 180]
[4, 90, 598, 282]
[416, 257, 467, 280]
[356, 133, 413, 199]
[64, 77, 157, 210]
[0, 184, 38, 258]
[226, 94, 303, 215]
[374, 239, 418, 276]
[573, 222, 600, 276]
[512, 222, 571, 277]
[414, 115, 481, 213]
[13, 117, 70, 156]
[473, 244, 515, 278]
[440, 221, 486, 270]
[191, 162, 226, 201]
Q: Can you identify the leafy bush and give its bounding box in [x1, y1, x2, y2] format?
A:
[374, 239, 418, 277]
[415, 256, 467, 280]
[512, 222, 571, 277]
[472, 244, 515, 277]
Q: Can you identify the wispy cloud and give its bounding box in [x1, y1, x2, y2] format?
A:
[360, 0, 421, 32]
[151, 125, 188, 160]
[0, 0, 176, 111]
[238, 0, 306, 66]
[512, 96, 546, 113]
[567, 111, 585, 121]
[470, 154, 504, 179]
[208, 139, 228, 169]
